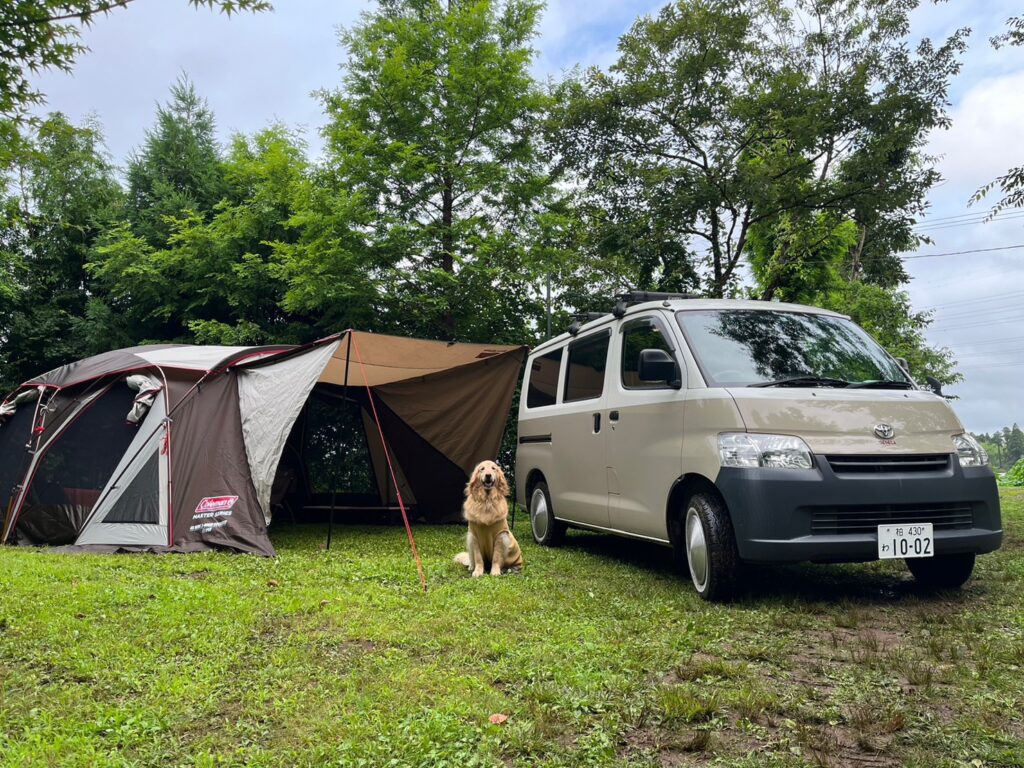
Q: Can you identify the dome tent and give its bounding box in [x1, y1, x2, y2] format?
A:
[0, 332, 526, 556]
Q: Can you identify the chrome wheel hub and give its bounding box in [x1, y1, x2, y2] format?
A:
[685, 507, 708, 591]
[531, 487, 549, 540]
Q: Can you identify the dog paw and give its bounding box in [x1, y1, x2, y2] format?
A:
[471, 570, 485, 578]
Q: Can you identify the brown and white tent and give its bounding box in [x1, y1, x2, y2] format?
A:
[0, 332, 525, 556]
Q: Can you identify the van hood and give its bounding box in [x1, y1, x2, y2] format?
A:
[725, 388, 963, 454]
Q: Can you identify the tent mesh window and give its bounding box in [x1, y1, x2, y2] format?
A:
[101, 450, 160, 524]
[18, 384, 139, 543]
[0, 404, 36, 516]
[304, 394, 378, 502]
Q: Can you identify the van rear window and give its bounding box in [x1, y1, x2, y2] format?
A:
[564, 331, 610, 402]
[526, 349, 563, 408]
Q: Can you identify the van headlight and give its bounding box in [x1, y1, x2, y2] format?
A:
[953, 434, 989, 467]
[718, 433, 814, 469]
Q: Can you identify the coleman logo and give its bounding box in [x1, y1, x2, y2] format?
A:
[873, 423, 895, 440]
[194, 495, 238, 515]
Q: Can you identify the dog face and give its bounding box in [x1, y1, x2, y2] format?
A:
[467, 460, 509, 499]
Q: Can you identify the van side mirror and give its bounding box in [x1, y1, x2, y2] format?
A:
[925, 375, 944, 397]
[638, 349, 682, 389]
[895, 357, 910, 375]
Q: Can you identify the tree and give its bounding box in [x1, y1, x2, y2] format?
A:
[310, 0, 556, 342]
[554, 0, 965, 298]
[124, 77, 227, 247]
[1007, 423, 1024, 465]
[90, 122, 316, 346]
[0, 113, 124, 391]
[0, 0, 270, 122]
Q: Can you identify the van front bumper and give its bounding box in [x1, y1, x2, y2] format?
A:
[715, 458, 1002, 564]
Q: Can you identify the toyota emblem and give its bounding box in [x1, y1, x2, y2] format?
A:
[873, 423, 895, 440]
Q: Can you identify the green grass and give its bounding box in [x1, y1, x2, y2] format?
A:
[1, 489, 1023, 767]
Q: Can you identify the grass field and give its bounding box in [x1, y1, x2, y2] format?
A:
[1, 489, 1022, 767]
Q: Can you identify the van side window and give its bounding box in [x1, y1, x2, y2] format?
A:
[564, 331, 610, 402]
[526, 348, 563, 408]
[621, 317, 676, 389]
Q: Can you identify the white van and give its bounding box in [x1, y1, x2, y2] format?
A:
[515, 294, 1002, 600]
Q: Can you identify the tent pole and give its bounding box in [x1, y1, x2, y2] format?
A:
[327, 490, 335, 550]
[327, 331, 354, 552]
[510, 469, 517, 532]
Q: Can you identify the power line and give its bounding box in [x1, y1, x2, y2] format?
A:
[930, 320, 1024, 332]
[914, 211, 1024, 232]
[962, 361, 1024, 369]
[918, 289, 1024, 312]
[901, 244, 1024, 260]
[930, 301, 1024, 322]
[936, 335, 1024, 348]
[913, 209, 1024, 226]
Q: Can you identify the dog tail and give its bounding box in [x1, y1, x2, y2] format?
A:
[453, 551, 471, 568]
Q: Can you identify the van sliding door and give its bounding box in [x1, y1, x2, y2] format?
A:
[550, 330, 612, 528]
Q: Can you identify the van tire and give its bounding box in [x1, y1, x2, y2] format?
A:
[906, 552, 975, 590]
[678, 492, 741, 601]
[529, 481, 566, 546]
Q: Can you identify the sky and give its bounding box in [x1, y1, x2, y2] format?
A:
[27, 0, 1024, 434]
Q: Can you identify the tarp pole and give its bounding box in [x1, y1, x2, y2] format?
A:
[350, 332, 427, 593]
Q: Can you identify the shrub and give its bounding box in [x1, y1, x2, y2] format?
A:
[1001, 458, 1024, 487]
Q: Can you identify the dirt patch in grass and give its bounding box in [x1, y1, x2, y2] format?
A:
[172, 570, 210, 580]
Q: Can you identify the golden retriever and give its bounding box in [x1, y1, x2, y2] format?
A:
[453, 460, 523, 577]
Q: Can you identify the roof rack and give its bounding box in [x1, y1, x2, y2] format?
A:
[612, 291, 699, 318]
[567, 312, 609, 336]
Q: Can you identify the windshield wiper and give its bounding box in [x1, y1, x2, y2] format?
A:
[845, 379, 915, 390]
[749, 376, 851, 388]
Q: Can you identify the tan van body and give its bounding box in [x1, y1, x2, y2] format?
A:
[515, 298, 1001, 599]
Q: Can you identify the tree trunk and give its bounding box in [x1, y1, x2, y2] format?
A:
[440, 173, 456, 337]
[850, 226, 867, 281]
[709, 212, 724, 297]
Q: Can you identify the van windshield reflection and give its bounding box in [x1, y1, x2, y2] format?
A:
[675, 309, 913, 389]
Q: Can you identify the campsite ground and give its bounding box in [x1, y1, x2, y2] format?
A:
[1, 489, 1022, 767]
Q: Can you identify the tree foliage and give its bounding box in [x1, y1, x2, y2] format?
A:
[310, 0, 556, 342]
[555, 0, 964, 298]
[89, 101, 317, 346]
[0, 113, 123, 389]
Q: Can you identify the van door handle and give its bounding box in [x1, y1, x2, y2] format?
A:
[593, 412, 601, 433]
[609, 410, 620, 422]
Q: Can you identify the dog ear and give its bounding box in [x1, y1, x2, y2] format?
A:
[466, 462, 482, 499]
[496, 466, 510, 497]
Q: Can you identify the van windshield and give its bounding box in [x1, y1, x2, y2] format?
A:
[676, 309, 913, 388]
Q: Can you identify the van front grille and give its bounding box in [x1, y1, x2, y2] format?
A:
[809, 503, 974, 535]
[825, 454, 951, 474]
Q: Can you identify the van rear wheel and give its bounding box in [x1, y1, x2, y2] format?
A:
[679, 492, 741, 601]
[529, 481, 566, 546]
[906, 552, 975, 590]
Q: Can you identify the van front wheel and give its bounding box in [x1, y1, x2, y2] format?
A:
[906, 552, 975, 590]
[681, 493, 741, 601]
[529, 481, 566, 547]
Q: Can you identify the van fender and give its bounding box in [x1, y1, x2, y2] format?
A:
[665, 473, 727, 547]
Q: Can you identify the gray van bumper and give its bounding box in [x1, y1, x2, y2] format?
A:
[715, 458, 1002, 564]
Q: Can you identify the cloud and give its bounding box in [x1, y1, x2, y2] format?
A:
[907, 62, 1024, 433]
[928, 71, 1024, 199]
